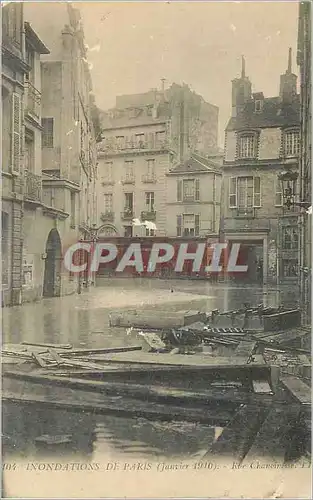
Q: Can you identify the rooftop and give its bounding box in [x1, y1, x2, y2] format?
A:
[168, 153, 222, 175]
[226, 95, 300, 131]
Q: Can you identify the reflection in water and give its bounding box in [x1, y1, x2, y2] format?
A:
[2, 281, 298, 462]
[3, 403, 215, 462]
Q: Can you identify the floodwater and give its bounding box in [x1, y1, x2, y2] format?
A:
[2, 279, 299, 465]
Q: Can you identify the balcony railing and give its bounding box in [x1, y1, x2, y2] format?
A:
[97, 137, 169, 155]
[25, 81, 41, 118]
[235, 207, 256, 218]
[101, 180, 115, 186]
[121, 209, 134, 220]
[24, 171, 42, 202]
[100, 211, 114, 222]
[141, 210, 156, 221]
[121, 176, 135, 185]
[224, 217, 270, 232]
[142, 174, 156, 183]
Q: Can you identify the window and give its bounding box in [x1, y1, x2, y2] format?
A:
[104, 194, 113, 214]
[177, 179, 200, 202]
[116, 136, 124, 148]
[284, 131, 300, 156]
[25, 129, 34, 172]
[156, 130, 166, 146]
[254, 100, 263, 113]
[26, 46, 35, 83]
[146, 229, 155, 236]
[229, 177, 237, 208]
[238, 134, 256, 158]
[135, 133, 145, 147]
[177, 214, 200, 237]
[146, 159, 155, 178]
[275, 178, 283, 206]
[282, 226, 299, 250]
[282, 260, 298, 277]
[70, 192, 76, 227]
[42, 118, 54, 148]
[2, 212, 9, 286]
[145, 192, 155, 212]
[229, 176, 261, 208]
[124, 160, 134, 181]
[124, 192, 133, 212]
[124, 226, 133, 237]
[103, 161, 113, 183]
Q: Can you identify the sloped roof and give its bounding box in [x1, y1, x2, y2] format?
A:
[168, 154, 221, 175]
[226, 95, 300, 131]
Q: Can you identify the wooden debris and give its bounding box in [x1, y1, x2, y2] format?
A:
[22, 342, 72, 349]
[35, 434, 72, 445]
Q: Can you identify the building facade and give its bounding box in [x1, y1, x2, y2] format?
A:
[297, 1, 312, 323]
[222, 54, 300, 285]
[1, 3, 100, 306]
[166, 153, 222, 238]
[2, 3, 27, 305]
[96, 83, 219, 238]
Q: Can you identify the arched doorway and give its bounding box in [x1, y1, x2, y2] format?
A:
[43, 229, 62, 297]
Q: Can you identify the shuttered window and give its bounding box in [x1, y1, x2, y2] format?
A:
[177, 180, 182, 201]
[229, 177, 237, 208]
[11, 92, 21, 174]
[177, 215, 182, 236]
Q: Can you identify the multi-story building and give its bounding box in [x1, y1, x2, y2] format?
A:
[22, 3, 100, 298]
[297, 1, 312, 323]
[97, 83, 219, 237]
[2, 3, 28, 306]
[222, 54, 300, 285]
[166, 153, 222, 238]
[1, 3, 100, 305]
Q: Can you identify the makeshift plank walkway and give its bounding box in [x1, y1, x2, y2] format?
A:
[2, 381, 233, 425]
[3, 369, 274, 408]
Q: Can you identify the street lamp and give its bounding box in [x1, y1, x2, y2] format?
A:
[278, 170, 311, 210]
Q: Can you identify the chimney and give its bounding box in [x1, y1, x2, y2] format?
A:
[231, 55, 252, 117]
[279, 47, 297, 104]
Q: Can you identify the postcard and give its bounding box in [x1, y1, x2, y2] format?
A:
[1, 1, 311, 498]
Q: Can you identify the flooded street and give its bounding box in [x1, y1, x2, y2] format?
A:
[2, 280, 298, 464]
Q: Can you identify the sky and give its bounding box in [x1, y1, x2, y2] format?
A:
[78, 1, 299, 148]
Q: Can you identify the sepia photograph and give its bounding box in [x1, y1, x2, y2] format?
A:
[1, 0, 312, 498]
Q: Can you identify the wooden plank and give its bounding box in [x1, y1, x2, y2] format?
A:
[22, 342, 72, 349]
[280, 376, 311, 406]
[109, 312, 185, 329]
[204, 405, 269, 461]
[59, 346, 142, 357]
[243, 406, 301, 464]
[79, 351, 252, 367]
[2, 384, 233, 425]
[3, 369, 274, 407]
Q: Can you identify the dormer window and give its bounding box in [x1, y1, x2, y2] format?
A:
[237, 133, 257, 159]
[254, 100, 263, 113]
[284, 130, 300, 157]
